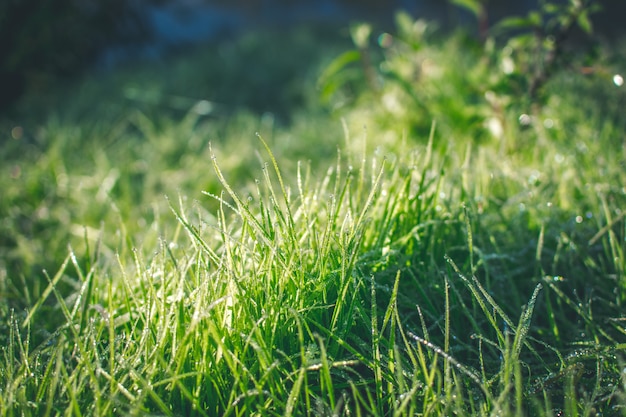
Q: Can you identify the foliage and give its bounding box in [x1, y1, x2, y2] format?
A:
[0, 25, 347, 315]
[1, 9, 626, 417]
[319, 0, 604, 149]
[492, 0, 602, 101]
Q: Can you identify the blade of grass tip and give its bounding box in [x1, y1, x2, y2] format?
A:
[329, 260, 362, 350]
[77, 266, 96, 337]
[445, 275, 485, 341]
[291, 309, 312, 412]
[333, 146, 342, 208]
[543, 277, 617, 344]
[164, 373, 210, 417]
[167, 196, 221, 266]
[424, 120, 435, 168]
[116, 253, 139, 330]
[461, 141, 472, 200]
[296, 160, 310, 236]
[380, 271, 401, 337]
[128, 368, 174, 417]
[43, 340, 64, 417]
[107, 278, 116, 400]
[8, 310, 16, 373]
[408, 332, 491, 402]
[34, 333, 65, 403]
[416, 304, 430, 344]
[598, 193, 622, 262]
[536, 224, 545, 266]
[218, 191, 235, 277]
[463, 204, 475, 274]
[316, 334, 336, 411]
[308, 320, 375, 372]
[410, 122, 436, 218]
[444, 276, 451, 380]
[445, 255, 506, 344]
[285, 367, 305, 416]
[355, 126, 368, 207]
[209, 144, 274, 249]
[46, 269, 103, 405]
[13, 310, 31, 376]
[370, 276, 383, 411]
[394, 306, 419, 374]
[79, 225, 99, 325]
[23, 253, 71, 327]
[382, 272, 400, 400]
[64, 361, 86, 417]
[333, 156, 353, 227]
[512, 283, 542, 361]
[256, 133, 296, 232]
[353, 159, 385, 236]
[65, 245, 98, 337]
[450, 257, 545, 363]
[588, 210, 625, 246]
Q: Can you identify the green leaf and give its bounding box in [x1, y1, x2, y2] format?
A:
[395, 10, 416, 38]
[394, 11, 426, 50]
[528, 11, 543, 26]
[495, 16, 537, 32]
[317, 50, 361, 89]
[449, 0, 482, 18]
[577, 10, 593, 34]
[350, 23, 372, 49]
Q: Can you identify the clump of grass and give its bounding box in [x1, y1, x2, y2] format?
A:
[2, 14, 626, 417]
[3, 118, 625, 415]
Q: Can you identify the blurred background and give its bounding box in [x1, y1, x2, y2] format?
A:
[2, 0, 625, 114]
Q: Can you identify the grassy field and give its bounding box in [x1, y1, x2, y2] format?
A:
[1, 13, 625, 417]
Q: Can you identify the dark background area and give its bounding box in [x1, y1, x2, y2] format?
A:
[1, 0, 624, 114]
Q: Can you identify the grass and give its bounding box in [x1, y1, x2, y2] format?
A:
[1, 17, 626, 416]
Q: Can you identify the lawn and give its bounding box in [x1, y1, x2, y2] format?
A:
[1, 7, 625, 417]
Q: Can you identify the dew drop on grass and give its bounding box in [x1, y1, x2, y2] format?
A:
[11, 126, 23, 140]
[614, 74, 624, 87]
[519, 113, 532, 126]
[378, 33, 393, 48]
[528, 171, 540, 185]
[543, 118, 554, 129]
[194, 100, 213, 115]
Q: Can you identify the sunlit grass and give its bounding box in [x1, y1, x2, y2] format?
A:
[1, 20, 625, 417]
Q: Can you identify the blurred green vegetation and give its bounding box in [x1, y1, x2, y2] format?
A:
[0, 25, 351, 313]
[1, 3, 625, 414]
